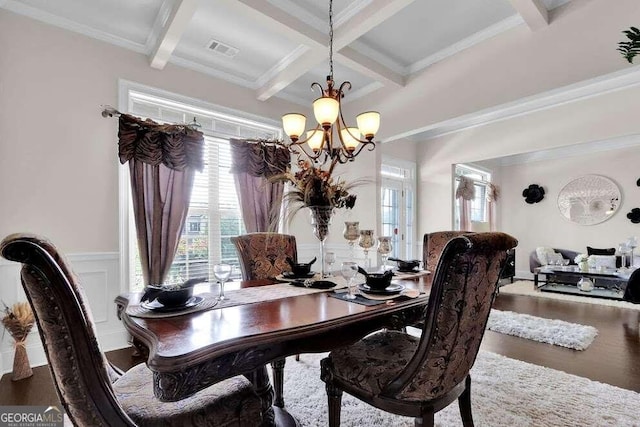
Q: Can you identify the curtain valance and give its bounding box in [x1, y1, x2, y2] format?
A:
[118, 114, 204, 171]
[456, 176, 476, 201]
[229, 138, 290, 178]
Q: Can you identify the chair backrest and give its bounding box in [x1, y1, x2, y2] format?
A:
[230, 233, 298, 280]
[385, 232, 518, 401]
[422, 231, 473, 272]
[0, 234, 135, 426]
[623, 268, 640, 304]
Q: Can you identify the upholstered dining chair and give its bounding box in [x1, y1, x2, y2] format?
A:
[231, 232, 298, 281]
[230, 232, 298, 409]
[422, 230, 473, 272]
[321, 232, 518, 427]
[0, 233, 263, 427]
[623, 268, 640, 304]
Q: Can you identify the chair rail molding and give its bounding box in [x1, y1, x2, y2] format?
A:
[0, 252, 129, 375]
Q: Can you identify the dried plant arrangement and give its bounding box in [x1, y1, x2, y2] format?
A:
[2, 301, 35, 380]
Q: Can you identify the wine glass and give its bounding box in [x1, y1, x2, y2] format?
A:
[325, 251, 336, 277]
[619, 243, 631, 270]
[213, 264, 232, 301]
[341, 261, 358, 300]
[377, 236, 392, 271]
[627, 236, 638, 267]
[358, 230, 375, 269]
[343, 222, 359, 260]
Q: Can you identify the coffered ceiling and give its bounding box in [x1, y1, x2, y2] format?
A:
[2, 0, 571, 109]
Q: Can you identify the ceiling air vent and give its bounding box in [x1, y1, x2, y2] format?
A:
[207, 39, 239, 58]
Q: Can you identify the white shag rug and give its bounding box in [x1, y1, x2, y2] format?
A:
[282, 351, 640, 427]
[500, 280, 640, 311]
[487, 309, 598, 350]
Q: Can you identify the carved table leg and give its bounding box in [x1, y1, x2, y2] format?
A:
[271, 358, 286, 408]
[246, 366, 276, 427]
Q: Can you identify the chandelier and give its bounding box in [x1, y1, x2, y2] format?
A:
[281, 0, 380, 165]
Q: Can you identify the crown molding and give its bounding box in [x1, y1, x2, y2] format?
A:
[255, 44, 311, 89]
[167, 54, 256, 90]
[498, 133, 640, 166]
[387, 65, 640, 143]
[1, 0, 148, 54]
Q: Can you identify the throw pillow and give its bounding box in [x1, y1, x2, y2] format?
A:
[546, 252, 564, 265]
[587, 246, 616, 256]
[535, 247, 557, 265]
[589, 255, 617, 269]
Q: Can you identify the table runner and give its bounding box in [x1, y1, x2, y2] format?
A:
[127, 278, 349, 319]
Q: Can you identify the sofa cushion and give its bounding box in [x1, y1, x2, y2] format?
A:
[589, 255, 617, 269]
[587, 246, 616, 256]
[535, 247, 557, 265]
[546, 252, 564, 265]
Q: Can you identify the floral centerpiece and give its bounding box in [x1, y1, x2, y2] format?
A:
[574, 254, 590, 271]
[2, 301, 35, 380]
[271, 159, 360, 276]
[273, 160, 358, 230]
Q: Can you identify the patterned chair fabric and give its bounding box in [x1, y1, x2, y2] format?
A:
[422, 231, 473, 273]
[322, 232, 518, 426]
[231, 233, 298, 280]
[0, 234, 263, 427]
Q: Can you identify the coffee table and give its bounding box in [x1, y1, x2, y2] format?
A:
[533, 266, 629, 300]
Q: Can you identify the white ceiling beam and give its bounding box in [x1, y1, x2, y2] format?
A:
[235, 0, 408, 99]
[336, 47, 405, 87]
[232, 0, 326, 48]
[149, 0, 198, 70]
[508, 0, 549, 31]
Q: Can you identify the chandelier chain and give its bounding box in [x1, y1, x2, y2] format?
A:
[329, 0, 334, 81]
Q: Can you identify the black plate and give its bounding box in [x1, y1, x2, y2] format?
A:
[289, 280, 337, 289]
[283, 271, 316, 279]
[358, 283, 405, 295]
[396, 267, 420, 273]
[141, 296, 204, 312]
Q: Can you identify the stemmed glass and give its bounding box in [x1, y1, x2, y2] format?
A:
[358, 230, 375, 269]
[341, 261, 358, 300]
[213, 264, 232, 301]
[618, 243, 630, 270]
[325, 251, 336, 277]
[343, 222, 360, 260]
[627, 236, 638, 267]
[377, 236, 392, 271]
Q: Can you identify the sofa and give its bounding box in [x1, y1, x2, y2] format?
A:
[529, 248, 580, 273]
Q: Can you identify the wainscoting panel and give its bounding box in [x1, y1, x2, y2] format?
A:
[0, 252, 129, 375]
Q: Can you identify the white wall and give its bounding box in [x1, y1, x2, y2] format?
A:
[479, 146, 640, 276]
[416, 83, 640, 277]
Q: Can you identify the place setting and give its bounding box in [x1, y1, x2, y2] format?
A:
[329, 262, 423, 305]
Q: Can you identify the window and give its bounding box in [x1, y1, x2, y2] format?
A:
[454, 164, 492, 230]
[122, 85, 280, 290]
[380, 159, 416, 260]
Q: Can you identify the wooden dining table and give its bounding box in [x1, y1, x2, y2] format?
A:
[115, 275, 431, 426]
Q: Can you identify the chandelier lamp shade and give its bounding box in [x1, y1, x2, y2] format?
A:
[281, 0, 380, 164]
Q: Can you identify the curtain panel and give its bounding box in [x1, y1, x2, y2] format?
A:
[229, 139, 290, 233]
[486, 183, 499, 231]
[456, 176, 475, 232]
[118, 114, 204, 286]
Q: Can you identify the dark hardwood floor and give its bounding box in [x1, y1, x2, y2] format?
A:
[2, 289, 639, 408]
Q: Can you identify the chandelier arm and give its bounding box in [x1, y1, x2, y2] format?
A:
[337, 81, 352, 95]
[311, 81, 325, 96]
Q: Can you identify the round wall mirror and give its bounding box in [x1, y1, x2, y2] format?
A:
[557, 175, 621, 225]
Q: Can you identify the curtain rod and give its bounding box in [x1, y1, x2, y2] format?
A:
[101, 105, 121, 118]
[100, 106, 202, 130]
